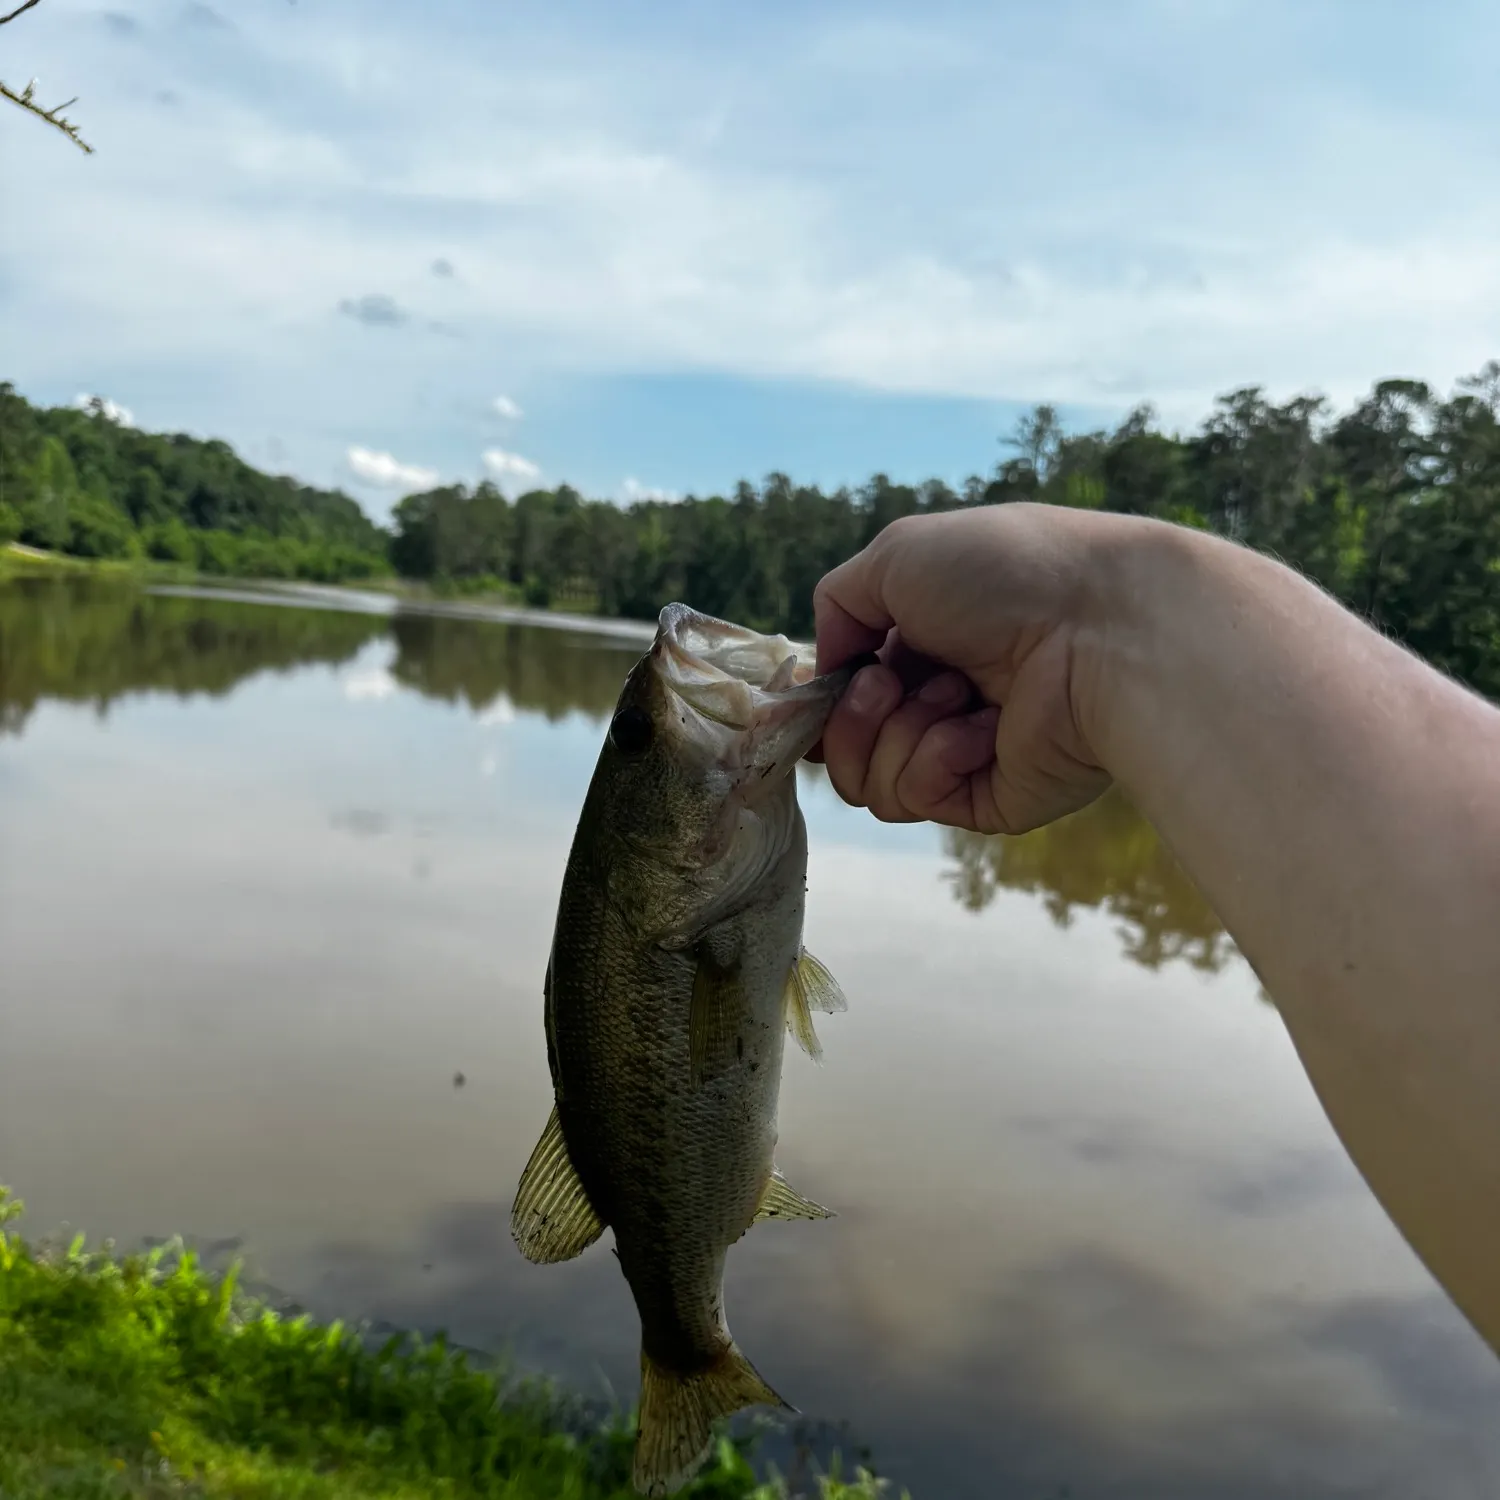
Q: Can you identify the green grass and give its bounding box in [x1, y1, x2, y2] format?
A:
[0, 543, 155, 579]
[0, 545, 203, 591]
[0, 1191, 902, 1500]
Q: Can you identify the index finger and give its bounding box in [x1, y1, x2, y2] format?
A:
[812, 545, 895, 675]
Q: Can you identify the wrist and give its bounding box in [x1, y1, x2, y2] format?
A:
[1070, 516, 1229, 781]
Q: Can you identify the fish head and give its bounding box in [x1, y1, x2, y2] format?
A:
[595, 603, 855, 936]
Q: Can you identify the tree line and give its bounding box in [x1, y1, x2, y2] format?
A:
[4, 366, 1500, 696]
[0, 383, 389, 583]
[394, 365, 1500, 699]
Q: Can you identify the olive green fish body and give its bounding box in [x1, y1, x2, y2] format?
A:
[511, 605, 852, 1496]
[547, 809, 806, 1371]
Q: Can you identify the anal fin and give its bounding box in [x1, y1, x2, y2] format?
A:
[753, 1168, 833, 1224]
[510, 1103, 605, 1264]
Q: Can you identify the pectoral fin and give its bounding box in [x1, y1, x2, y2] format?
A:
[795, 949, 847, 1013]
[754, 1169, 833, 1224]
[510, 1104, 604, 1264]
[690, 949, 744, 1085]
[782, 948, 846, 1063]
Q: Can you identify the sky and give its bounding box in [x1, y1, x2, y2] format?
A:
[4, 0, 1500, 524]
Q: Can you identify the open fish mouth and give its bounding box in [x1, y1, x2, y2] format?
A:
[651, 603, 849, 780]
[654, 603, 812, 724]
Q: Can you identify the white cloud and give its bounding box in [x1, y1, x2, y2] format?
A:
[74, 394, 135, 427]
[492, 395, 523, 420]
[621, 477, 679, 503]
[482, 447, 541, 482]
[8, 0, 1500, 492]
[347, 446, 439, 490]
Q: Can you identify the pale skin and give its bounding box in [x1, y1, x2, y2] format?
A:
[810, 503, 1500, 1356]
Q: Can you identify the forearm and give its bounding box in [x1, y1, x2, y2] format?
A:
[1089, 522, 1500, 1349]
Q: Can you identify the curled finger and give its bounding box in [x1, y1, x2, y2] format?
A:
[859, 672, 975, 822]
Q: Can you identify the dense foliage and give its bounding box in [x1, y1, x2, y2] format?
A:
[390, 368, 1500, 697]
[0, 384, 389, 582]
[0, 1188, 900, 1500]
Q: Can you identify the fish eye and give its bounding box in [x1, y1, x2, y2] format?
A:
[609, 705, 653, 757]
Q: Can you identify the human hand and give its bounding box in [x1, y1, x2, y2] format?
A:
[810, 503, 1144, 834]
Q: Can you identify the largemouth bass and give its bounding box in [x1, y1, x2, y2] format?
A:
[510, 603, 859, 1496]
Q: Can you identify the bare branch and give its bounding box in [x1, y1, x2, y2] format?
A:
[0, 76, 93, 152]
[1, 0, 93, 152]
[0, 0, 43, 27]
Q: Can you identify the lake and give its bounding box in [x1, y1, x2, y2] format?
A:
[2, 575, 1497, 1499]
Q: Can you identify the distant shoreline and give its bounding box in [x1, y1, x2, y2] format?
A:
[0, 545, 828, 655]
[1, 542, 660, 644]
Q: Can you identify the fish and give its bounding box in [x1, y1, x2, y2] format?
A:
[510, 602, 859, 1496]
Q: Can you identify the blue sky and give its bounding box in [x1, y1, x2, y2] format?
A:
[5, 0, 1500, 523]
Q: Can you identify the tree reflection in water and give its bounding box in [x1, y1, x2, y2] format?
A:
[1, 577, 1241, 984]
[942, 787, 1237, 974]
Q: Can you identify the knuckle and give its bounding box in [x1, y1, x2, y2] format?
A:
[879, 513, 920, 548]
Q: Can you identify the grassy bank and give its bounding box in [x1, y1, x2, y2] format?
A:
[0, 1192, 897, 1500]
[0, 544, 207, 592]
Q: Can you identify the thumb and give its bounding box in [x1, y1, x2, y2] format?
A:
[812, 540, 897, 675]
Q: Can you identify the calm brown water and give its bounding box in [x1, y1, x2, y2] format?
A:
[2, 576, 1497, 1499]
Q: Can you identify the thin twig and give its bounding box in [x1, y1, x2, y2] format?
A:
[0, 0, 43, 27]
[0, 76, 93, 152]
[1, 0, 93, 153]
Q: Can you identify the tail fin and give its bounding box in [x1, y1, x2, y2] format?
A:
[633, 1343, 790, 1496]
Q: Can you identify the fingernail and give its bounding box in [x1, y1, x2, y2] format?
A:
[917, 673, 967, 709]
[846, 666, 894, 716]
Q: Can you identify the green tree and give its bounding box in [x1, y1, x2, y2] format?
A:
[1372, 373, 1500, 697]
[142, 518, 197, 565]
[20, 435, 79, 550]
[1328, 377, 1434, 618]
[65, 479, 138, 559]
[0, 385, 389, 578]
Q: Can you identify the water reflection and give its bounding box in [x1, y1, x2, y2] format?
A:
[0, 579, 1233, 976]
[944, 789, 1233, 973]
[388, 612, 633, 722]
[0, 579, 638, 734]
[0, 577, 385, 736]
[4, 576, 1498, 1499]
